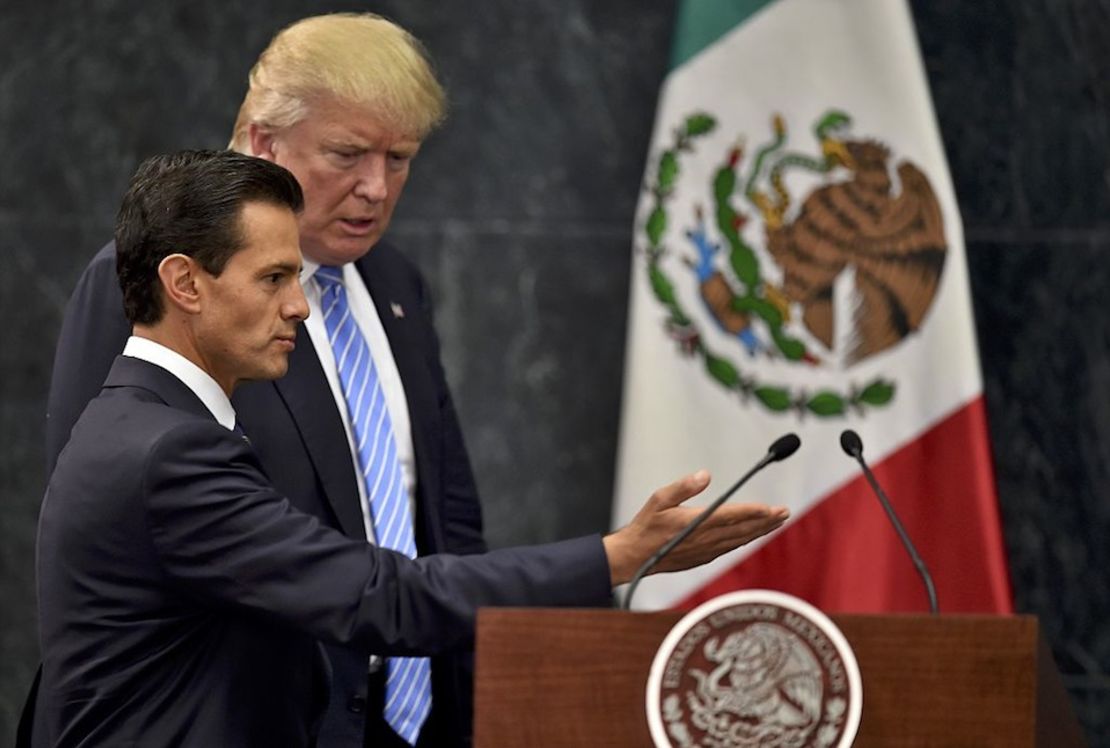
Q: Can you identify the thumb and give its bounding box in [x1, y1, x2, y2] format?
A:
[650, 469, 711, 509]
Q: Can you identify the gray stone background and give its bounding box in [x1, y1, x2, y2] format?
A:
[1, 0, 1108, 744]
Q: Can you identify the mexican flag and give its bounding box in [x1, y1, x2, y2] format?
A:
[613, 0, 1013, 614]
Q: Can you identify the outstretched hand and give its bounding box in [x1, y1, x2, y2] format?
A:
[603, 470, 789, 586]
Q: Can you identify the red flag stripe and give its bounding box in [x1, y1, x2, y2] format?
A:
[678, 397, 1013, 614]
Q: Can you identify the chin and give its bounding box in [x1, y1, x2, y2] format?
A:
[254, 361, 290, 382]
[317, 236, 382, 265]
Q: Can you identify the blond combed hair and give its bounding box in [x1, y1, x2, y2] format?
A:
[229, 13, 446, 151]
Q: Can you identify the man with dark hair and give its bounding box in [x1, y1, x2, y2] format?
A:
[115, 150, 306, 325]
[35, 151, 788, 746]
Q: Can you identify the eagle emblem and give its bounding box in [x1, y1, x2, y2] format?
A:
[640, 110, 948, 417]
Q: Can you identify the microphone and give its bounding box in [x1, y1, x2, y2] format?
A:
[620, 433, 801, 610]
[839, 429, 939, 615]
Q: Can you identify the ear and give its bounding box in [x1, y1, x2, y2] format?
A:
[157, 254, 203, 315]
[248, 123, 279, 163]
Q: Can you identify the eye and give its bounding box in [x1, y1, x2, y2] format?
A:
[388, 151, 414, 171]
[328, 148, 361, 167]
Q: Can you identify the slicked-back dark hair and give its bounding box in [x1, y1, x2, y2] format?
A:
[115, 149, 304, 325]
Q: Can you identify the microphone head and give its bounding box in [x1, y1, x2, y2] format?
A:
[767, 433, 801, 462]
[840, 429, 863, 458]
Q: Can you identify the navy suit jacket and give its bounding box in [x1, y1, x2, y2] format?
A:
[45, 241, 489, 745]
[35, 356, 612, 746]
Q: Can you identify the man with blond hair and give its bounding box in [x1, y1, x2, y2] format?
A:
[49, 14, 495, 748]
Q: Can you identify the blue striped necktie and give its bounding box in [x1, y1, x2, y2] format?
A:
[315, 265, 431, 745]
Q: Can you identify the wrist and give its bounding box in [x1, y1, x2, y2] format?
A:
[602, 531, 638, 587]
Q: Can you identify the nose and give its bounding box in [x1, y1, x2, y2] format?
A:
[284, 283, 310, 322]
[352, 155, 388, 203]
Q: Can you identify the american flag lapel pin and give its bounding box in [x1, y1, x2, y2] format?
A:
[390, 302, 405, 319]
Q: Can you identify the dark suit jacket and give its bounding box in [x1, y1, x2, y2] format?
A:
[35, 356, 611, 747]
[45, 241, 487, 745]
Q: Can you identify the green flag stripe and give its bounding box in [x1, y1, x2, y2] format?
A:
[670, 0, 780, 71]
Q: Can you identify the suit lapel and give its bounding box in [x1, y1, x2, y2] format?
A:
[272, 327, 368, 540]
[356, 251, 446, 552]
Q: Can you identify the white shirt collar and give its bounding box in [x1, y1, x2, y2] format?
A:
[302, 258, 323, 284]
[122, 336, 237, 430]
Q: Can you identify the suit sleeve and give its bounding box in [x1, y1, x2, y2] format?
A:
[46, 244, 130, 477]
[142, 421, 612, 656]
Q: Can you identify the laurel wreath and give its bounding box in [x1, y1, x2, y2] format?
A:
[662, 685, 848, 747]
[640, 112, 895, 417]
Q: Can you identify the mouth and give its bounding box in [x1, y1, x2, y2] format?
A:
[339, 218, 376, 235]
[274, 334, 296, 351]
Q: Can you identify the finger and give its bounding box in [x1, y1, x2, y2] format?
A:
[694, 514, 789, 549]
[649, 469, 711, 509]
[699, 503, 790, 526]
[678, 511, 789, 548]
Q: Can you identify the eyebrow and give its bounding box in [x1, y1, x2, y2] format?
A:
[261, 262, 302, 275]
[323, 137, 420, 155]
[322, 138, 368, 150]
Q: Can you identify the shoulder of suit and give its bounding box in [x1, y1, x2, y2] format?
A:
[77, 240, 118, 284]
[91, 240, 117, 267]
[75, 387, 230, 465]
[355, 240, 427, 291]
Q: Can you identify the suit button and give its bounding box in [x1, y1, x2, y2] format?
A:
[368, 655, 383, 674]
[348, 695, 366, 714]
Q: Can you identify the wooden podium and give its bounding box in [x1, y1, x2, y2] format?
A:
[473, 609, 1085, 747]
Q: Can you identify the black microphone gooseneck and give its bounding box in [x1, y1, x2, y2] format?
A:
[620, 433, 801, 610]
[839, 429, 939, 615]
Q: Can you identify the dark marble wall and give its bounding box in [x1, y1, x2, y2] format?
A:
[1, 0, 1107, 744]
[913, 1, 1110, 741]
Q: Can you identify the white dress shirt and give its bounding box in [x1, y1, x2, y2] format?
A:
[301, 260, 417, 544]
[122, 336, 237, 430]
